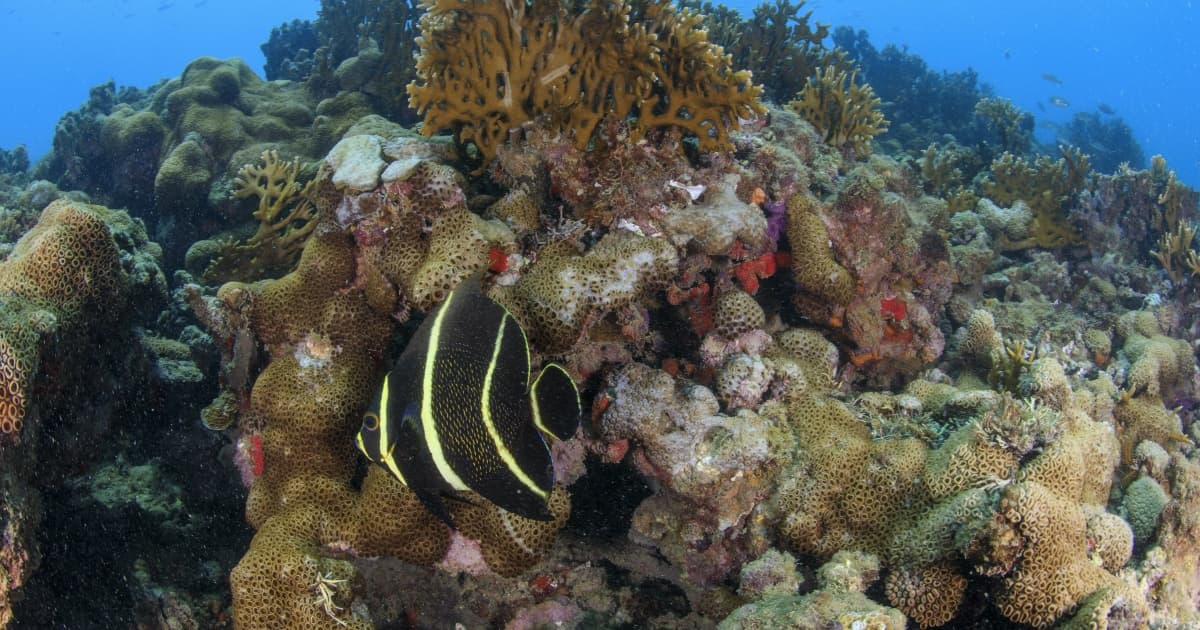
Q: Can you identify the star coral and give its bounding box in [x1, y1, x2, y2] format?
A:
[407, 0, 765, 167]
[0, 199, 165, 625]
[773, 374, 1149, 628]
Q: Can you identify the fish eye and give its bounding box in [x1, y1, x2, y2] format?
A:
[363, 412, 380, 431]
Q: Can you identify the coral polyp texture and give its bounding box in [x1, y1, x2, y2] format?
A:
[0, 199, 165, 626]
[407, 0, 765, 166]
[0, 200, 130, 435]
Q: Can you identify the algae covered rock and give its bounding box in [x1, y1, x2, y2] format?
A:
[721, 551, 903, 629]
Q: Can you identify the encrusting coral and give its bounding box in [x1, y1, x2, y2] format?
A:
[407, 0, 765, 167]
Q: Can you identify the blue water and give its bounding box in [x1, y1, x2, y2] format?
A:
[1, 0, 1197, 186]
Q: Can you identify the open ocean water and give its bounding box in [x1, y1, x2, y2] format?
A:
[1, 0, 1197, 185]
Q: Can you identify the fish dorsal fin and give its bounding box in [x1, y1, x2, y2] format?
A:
[531, 363, 581, 441]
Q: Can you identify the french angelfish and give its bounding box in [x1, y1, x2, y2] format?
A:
[356, 277, 581, 525]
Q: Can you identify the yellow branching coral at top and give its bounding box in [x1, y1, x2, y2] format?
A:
[204, 150, 317, 284]
[1147, 156, 1200, 284]
[1150, 218, 1200, 284]
[787, 63, 888, 158]
[981, 146, 1091, 250]
[406, 0, 765, 166]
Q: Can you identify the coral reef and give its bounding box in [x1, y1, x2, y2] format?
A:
[6, 15, 1200, 628]
[261, 18, 320, 82]
[685, 0, 838, 105]
[721, 551, 904, 629]
[973, 97, 1034, 156]
[31, 56, 360, 269]
[1059, 110, 1146, 174]
[598, 363, 780, 585]
[770, 373, 1158, 628]
[0, 200, 171, 625]
[834, 27, 985, 155]
[188, 133, 597, 627]
[307, 0, 425, 124]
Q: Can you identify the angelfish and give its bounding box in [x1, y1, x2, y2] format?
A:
[356, 277, 581, 525]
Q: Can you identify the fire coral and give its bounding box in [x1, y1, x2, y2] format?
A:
[406, 0, 766, 166]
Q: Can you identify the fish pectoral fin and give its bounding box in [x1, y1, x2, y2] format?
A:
[412, 485, 456, 529]
[442, 490, 483, 510]
[530, 363, 581, 441]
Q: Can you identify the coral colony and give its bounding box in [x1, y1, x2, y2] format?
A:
[0, 0, 1198, 628]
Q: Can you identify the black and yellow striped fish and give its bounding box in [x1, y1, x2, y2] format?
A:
[356, 277, 581, 525]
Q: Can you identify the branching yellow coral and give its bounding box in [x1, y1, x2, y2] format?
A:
[920, 143, 978, 214]
[973, 97, 1032, 155]
[406, 0, 764, 166]
[1150, 218, 1200, 283]
[787, 64, 888, 158]
[1151, 154, 1193, 234]
[204, 150, 317, 283]
[981, 146, 1091, 250]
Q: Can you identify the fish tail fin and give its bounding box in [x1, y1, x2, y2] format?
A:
[531, 363, 581, 441]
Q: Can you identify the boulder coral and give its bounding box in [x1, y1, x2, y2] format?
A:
[0, 200, 166, 626]
[194, 140, 581, 628]
[773, 370, 1149, 627]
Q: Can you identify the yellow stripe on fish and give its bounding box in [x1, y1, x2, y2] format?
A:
[355, 276, 581, 526]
